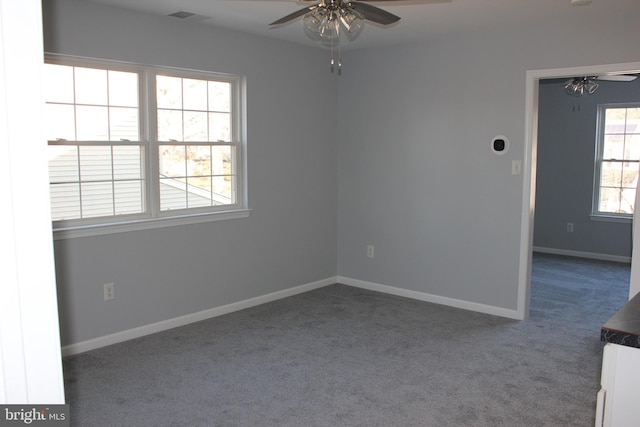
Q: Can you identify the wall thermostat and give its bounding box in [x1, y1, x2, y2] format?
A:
[491, 135, 509, 155]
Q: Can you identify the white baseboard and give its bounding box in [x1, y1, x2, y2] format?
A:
[338, 276, 523, 320]
[533, 246, 631, 264]
[62, 277, 337, 356]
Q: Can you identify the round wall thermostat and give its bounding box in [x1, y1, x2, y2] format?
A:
[491, 135, 509, 155]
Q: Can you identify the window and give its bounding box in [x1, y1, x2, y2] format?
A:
[593, 104, 640, 218]
[44, 56, 246, 236]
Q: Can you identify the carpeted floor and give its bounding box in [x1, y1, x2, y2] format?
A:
[62, 253, 631, 426]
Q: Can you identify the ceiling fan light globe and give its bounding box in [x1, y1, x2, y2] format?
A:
[585, 79, 599, 95]
[344, 20, 364, 40]
[319, 32, 340, 47]
[319, 17, 340, 43]
[564, 82, 582, 97]
[303, 11, 324, 41]
[339, 7, 364, 40]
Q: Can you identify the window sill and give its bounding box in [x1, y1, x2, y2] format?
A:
[590, 214, 632, 224]
[53, 209, 251, 240]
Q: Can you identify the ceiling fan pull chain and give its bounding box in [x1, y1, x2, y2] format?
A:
[338, 37, 342, 75]
[330, 35, 335, 73]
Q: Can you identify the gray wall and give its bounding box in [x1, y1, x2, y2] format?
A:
[44, 0, 338, 346]
[534, 78, 640, 258]
[46, 0, 640, 346]
[337, 15, 640, 310]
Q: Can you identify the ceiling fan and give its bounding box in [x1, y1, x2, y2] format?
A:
[564, 74, 638, 97]
[270, 0, 450, 74]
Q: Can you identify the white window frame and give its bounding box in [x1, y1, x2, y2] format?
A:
[591, 103, 640, 222]
[45, 54, 249, 239]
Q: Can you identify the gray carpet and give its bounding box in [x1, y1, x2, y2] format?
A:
[63, 253, 631, 426]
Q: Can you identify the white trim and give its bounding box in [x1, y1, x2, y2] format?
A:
[54, 209, 251, 240]
[0, 0, 65, 403]
[45, 53, 248, 234]
[533, 246, 631, 264]
[520, 61, 640, 322]
[62, 276, 336, 356]
[338, 276, 523, 320]
[592, 103, 640, 219]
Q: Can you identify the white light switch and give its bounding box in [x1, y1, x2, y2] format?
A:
[511, 160, 522, 175]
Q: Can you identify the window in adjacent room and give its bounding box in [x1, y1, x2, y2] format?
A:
[44, 55, 247, 236]
[592, 104, 640, 219]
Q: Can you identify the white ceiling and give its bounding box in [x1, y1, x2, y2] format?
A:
[80, 0, 639, 50]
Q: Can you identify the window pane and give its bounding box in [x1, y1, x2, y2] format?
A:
[75, 67, 108, 105]
[108, 70, 138, 107]
[184, 111, 208, 142]
[113, 146, 143, 180]
[209, 112, 231, 142]
[183, 78, 208, 111]
[603, 134, 624, 160]
[624, 134, 640, 161]
[209, 81, 230, 112]
[621, 188, 636, 214]
[81, 182, 114, 218]
[187, 146, 211, 176]
[45, 58, 242, 226]
[599, 187, 621, 213]
[45, 104, 75, 141]
[79, 146, 112, 181]
[49, 183, 81, 221]
[601, 161, 622, 187]
[157, 109, 183, 141]
[110, 107, 139, 140]
[114, 181, 144, 215]
[44, 64, 74, 104]
[187, 177, 212, 207]
[212, 176, 235, 205]
[157, 75, 182, 109]
[212, 145, 232, 175]
[160, 177, 187, 210]
[605, 109, 627, 134]
[76, 105, 109, 140]
[626, 108, 640, 134]
[159, 145, 186, 177]
[48, 145, 79, 183]
[597, 106, 640, 216]
[622, 162, 638, 187]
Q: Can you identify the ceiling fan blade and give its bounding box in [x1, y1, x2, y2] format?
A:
[355, 0, 450, 3]
[270, 6, 313, 25]
[595, 75, 638, 82]
[350, 2, 401, 25]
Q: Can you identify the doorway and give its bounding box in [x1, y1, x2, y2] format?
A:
[518, 61, 640, 319]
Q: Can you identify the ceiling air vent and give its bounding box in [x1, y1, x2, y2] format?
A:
[168, 11, 197, 19]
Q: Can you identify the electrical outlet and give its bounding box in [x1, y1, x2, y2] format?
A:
[567, 222, 574, 233]
[367, 245, 375, 259]
[104, 282, 115, 301]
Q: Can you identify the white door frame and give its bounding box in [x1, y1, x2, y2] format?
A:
[0, 0, 65, 403]
[518, 61, 640, 319]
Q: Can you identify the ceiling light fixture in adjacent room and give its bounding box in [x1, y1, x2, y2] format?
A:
[564, 76, 599, 97]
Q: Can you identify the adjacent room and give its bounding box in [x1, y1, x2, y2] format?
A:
[2, 0, 640, 425]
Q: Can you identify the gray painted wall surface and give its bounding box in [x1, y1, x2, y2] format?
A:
[337, 17, 640, 310]
[45, 0, 640, 346]
[534, 78, 640, 258]
[44, 0, 338, 346]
